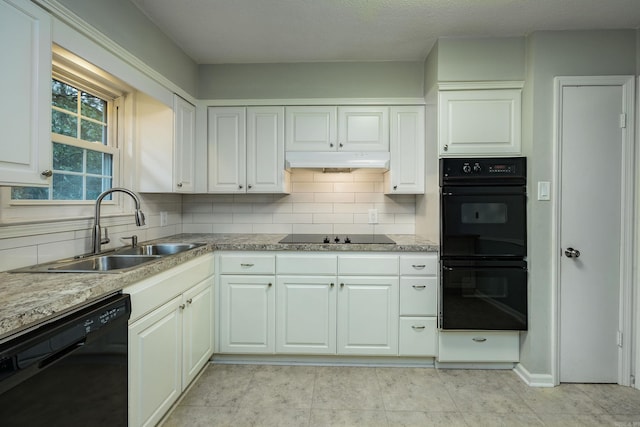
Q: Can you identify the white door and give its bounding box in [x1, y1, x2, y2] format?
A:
[337, 277, 399, 355]
[182, 277, 213, 388]
[276, 276, 337, 354]
[173, 95, 196, 192]
[558, 80, 632, 383]
[219, 275, 275, 353]
[337, 106, 389, 151]
[207, 107, 246, 192]
[246, 107, 285, 192]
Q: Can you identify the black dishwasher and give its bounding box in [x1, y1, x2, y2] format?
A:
[0, 293, 131, 427]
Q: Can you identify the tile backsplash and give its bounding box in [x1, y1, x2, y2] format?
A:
[182, 170, 416, 235]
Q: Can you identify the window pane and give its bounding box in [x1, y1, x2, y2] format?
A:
[52, 110, 77, 137]
[11, 187, 49, 200]
[87, 150, 105, 174]
[81, 119, 106, 144]
[86, 176, 111, 200]
[53, 143, 83, 172]
[52, 174, 82, 200]
[51, 80, 77, 113]
[81, 92, 106, 122]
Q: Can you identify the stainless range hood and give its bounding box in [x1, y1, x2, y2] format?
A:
[285, 151, 390, 171]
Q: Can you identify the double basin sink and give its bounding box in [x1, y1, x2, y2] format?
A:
[14, 243, 206, 273]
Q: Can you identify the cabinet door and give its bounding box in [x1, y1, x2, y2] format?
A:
[285, 106, 337, 151]
[0, 0, 52, 186]
[385, 106, 425, 194]
[182, 276, 214, 388]
[276, 276, 337, 354]
[246, 107, 289, 193]
[208, 107, 246, 192]
[439, 89, 522, 156]
[219, 275, 275, 353]
[337, 276, 399, 355]
[338, 106, 389, 152]
[174, 95, 196, 192]
[129, 296, 182, 427]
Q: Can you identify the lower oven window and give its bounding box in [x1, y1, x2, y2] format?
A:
[442, 264, 527, 331]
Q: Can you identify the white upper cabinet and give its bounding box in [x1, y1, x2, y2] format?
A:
[208, 106, 289, 193]
[136, 93, 197, 193]
[439, 84, 522, 157]
[384, 106, 425, 194]
[173, 95, 196, 192]
[285, 106, 337, 151]
[0, 0, 52, 186]
[338, 106, 389, 151]
[286, 106, 389, 152]
[207, 107, 246, 192]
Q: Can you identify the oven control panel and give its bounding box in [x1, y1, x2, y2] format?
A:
[440, 157, 526, 183]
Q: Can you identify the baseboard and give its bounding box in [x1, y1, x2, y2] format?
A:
[513, 362, 555, 387]
[212, 354, 436, 367]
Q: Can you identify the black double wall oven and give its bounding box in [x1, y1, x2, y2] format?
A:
[440, 157, 528, 331]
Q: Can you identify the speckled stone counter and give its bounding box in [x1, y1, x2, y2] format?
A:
[0, 233, 437, 342]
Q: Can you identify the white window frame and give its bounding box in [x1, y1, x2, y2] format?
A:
[0, 45, 130, 225]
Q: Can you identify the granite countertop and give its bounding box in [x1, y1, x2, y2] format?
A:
[0, 233, 437, 342]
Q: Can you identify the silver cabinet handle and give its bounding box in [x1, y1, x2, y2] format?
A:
[240, 263, 254, 267]
[564, 247, 581, 258]
[177, 182, 183, 188]
[339, 143, 343, 148]
[412, 284, 426, 289]
[41, 169, 53, 177]
[412, 264, 426, 269]
[411, 325, 426, 330]
[329, 143, 334, 147]
[393, 185, 398, 190]
[330, 283, 335, 287]
[248, 184, 252, 189]
[472, 337, 487, 343]
[238, 185, 243, 189]
[179, 304, 186, 310]
[186, 298, 193, 305]
[443, 144, 449, 151]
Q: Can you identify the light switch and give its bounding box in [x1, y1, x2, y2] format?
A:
[537, 181, 551, 201]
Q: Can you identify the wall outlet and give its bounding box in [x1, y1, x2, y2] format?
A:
[368, 208, 378, 224]
[160, 211, 168, 226]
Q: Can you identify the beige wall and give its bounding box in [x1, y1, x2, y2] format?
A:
[198, 62, 424, 99]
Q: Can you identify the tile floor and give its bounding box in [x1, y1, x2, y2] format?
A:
[163, 363, 640, 426]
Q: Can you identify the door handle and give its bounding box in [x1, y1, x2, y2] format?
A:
[564, 247, 581, 258]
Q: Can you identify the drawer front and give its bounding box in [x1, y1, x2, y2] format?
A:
[338, 255, 398, 276]
[438, 331, 519, 362]
[219, 254, 275, 274]
[400, 254, 438, 276]
[399, 277, 437, 316]
[277, 254, 337, 275]
[399, 317, 437, 356]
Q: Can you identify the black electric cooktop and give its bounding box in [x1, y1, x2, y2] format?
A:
[279, 234, 395, 244]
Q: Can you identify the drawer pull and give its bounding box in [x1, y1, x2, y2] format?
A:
[411, 325, 426, 330]
[240, 263, 255, 267]
[412, 264, 426, 269]
[472, 337, 487, 343]
[412, 284, 426, 289]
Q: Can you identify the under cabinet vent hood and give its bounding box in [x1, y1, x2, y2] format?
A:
[285, 151, 390, 171]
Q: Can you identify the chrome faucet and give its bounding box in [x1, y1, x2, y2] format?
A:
[92, 188, 146, 254]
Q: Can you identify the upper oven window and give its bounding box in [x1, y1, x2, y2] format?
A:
[461, 202, 507, 224]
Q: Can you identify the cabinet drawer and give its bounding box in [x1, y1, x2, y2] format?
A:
[338, 255, 398, 275]
[438, 331, 519, 362]
[399, 277, 437, 316]
[219, 254, 275, 274]
[277, 254, 337, 275]
[399, 317, 437, 356]
[400, 254, 437, 276]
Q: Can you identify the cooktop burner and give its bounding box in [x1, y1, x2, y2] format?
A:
[279, 234, 395, 244]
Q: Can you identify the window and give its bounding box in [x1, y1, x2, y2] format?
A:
[11, 79, 115, 201]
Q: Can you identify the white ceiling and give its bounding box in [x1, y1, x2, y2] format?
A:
[129, 0, 640, 64]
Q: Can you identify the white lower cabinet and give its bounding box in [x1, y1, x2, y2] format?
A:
[399, 317, 437, 356]
[437, 331, 519, 362]
[126, 254, 214, 427]
[219, 275, 275, 353]
[337, 276, 399, 355]
[276, 276, 336, 354]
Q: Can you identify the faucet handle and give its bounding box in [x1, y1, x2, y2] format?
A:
[121, 235, 138, 247]
[101, 227, 110, 245]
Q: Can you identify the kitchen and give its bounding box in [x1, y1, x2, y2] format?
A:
[1, 0, 640, 425]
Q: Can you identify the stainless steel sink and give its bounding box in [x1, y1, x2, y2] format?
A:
[39, 255, 161, 273]
[10, 242, 206, 273]
[114, 242, 205, 256]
